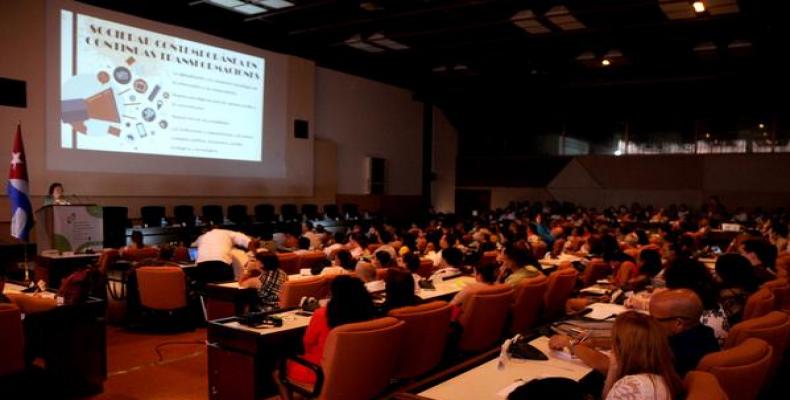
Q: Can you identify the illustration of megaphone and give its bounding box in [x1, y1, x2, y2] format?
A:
[61, 88, 120, 134]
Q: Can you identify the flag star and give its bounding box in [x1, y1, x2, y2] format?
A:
[11, 152, 24, 169]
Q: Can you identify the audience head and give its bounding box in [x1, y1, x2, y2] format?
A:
[638, 248, 663, 277]
[664, 257, 719, 310]
[741, 238, 777, 268]
[403, 253, 421, 274]
[334, 249, 355, 271]
[502, 242, 537, 270]
[715, 253, 759, 292]
[131, 230, 144, 247]
[384, 269, 417, 310]
[333, 231, 346, 245]
[261, 230, 274, 241]
[441, 247, 464, 269]
[374, 249, 393, 268]
[255, 252, 280, 271]
[649, 289, 704, 334]
[354, 262, 377, 283]
[609, 311, 683, 399]
[327, 275, 375, 328]
[297, 236, 311, 250]
[158, 244, 174, 261]
[475, 262, 499, 284]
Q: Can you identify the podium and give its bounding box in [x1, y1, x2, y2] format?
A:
[35, 204, 104, 254]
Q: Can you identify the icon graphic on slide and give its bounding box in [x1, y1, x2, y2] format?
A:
[113, 66, 131, 84]
[133, 79, 148, 94]
[61, 88, 121, 134]
[142, 108, 156, 122]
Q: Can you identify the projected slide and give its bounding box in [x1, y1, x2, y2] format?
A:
[60, 10, 265, 162]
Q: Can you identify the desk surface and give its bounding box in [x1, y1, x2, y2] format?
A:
[539, 254, 584, 268]
[39, 253, 100, 260]
[418, 276, 476, 301]
[5, 282, 56, 299]
[219, 309, 311, 335]
[419, 336, 592, 400]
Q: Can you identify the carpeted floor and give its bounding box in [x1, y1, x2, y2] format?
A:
[86, 327, 208, 400]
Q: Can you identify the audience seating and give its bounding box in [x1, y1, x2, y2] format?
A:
[277, 253, 301, 275]
[742, 288, 776, 321]
[684, 371, 728, 400]
[725, 311, 790, 370]
[580, 260, 610, 287]
[140, 205, 166, 227]
[457, 284, 514, 352]
[227, 204, 249, 224]
[416, 259, 434, 278]
[279, 317, 405, 400]
[543, 268, 579, 320]
[279, 276, 327, 308]
[136, 267, 188, 312]
[388, 301, 453, 379]
[300, 251, 328, 271]
[479, 251, 497, 267]
[0, 303, 25, 377]
[509, 275, 549, 335]
[102, 206, 129, 248]
[696, 338, 773, 400]
[254, 203, 276, 222]
[281, 203, 299, 222]
[173, 205, 195, 226]
[342, 203, 359, 219]
[123, 247, 160, 262]
[202, 205, 224, 225]
[761, 278, 790, 312]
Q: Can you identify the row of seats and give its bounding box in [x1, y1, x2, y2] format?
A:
[133, 203, 361, 227]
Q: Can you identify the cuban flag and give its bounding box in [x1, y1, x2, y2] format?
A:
[7, 124, 33, 241]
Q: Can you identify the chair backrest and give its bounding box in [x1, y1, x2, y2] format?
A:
[323, 204, 340, 219]
[202, 205, 224, 225]
[510, 275, 549, 335]
[277, 253, 301, 275]
[725, 311, 790, 370]
[417, 259, 434, 278]
[281, 203, 299, 221]
[140, 205, 166, 227]
[696, 338, 773, 400]
[742, 288, 775, 321]
[321, 317, 405, 400]
[254, 203, 276, 222]
[458, 284, 514, 352]
[227, 204, 249, 224]
[96, 248, 120, 274]
[123, 247, 161, 262]
[0, 303, 25, 377]
[479, 251, 498, 267]
[299, 251, 328, 270]
[173, 205, 195, 226]
[301, 204, 319, 220]
[684, 371, 728, 400]
[531, 242, 548, 260]
[388, 301, 453, 379]
[341, 203, 359, 218]
[544, 268, 580, 320]
[136, 266, 187, 311]
[761, 278, 790, 311]
[581, 260, 610, 287]
[279, 276, 327, 308]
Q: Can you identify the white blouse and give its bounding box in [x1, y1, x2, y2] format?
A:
[606, 374, 671, 400]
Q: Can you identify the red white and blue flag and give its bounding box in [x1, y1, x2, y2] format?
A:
[7, 124, 33, 241]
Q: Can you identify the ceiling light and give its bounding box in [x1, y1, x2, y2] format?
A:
[234, 4, 267, 14]
[576, 51, 596, 61]
[604, 49, 623, 59]
[692, 1, 706, 13]
[257, 0, 295, 9]
[758, 123, 765, 129]
[614, 150, 623, 156]
[207, 0, 245, 7]
[705, 132, 711, 139]
[601, 59, 611, 66]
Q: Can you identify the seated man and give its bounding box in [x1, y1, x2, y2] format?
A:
[549, 289, 718, 378]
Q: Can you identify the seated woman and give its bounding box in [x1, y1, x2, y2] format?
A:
[283, 276, 376, 385]
[379, 268, 420, 314]
[621, 248, 663, 292]
[449, 262, 499, 320]
[603, 312, 683, 400]
[497, 242, 542, 287]
[715, 253, 759, 324]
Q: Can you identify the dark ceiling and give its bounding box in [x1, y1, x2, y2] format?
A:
[77, 0, 787, 141]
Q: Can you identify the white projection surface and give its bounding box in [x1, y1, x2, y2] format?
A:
[59, 10, 265, 162]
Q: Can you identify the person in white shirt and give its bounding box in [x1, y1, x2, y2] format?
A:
[323, 232, 348, 257]
[193, 227, 258, 285]
[302, 222, 324, 250]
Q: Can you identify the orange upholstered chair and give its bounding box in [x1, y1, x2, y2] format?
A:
[367, 243, 383, 253]
[300, 251, 328, 270]
[388, 301, 453, 379]
[580, 260, 610, 286]
[96, 248, 120, 274]
[136, 266, 188, 311]
[696, 338, 773, 400]
[0, 303, 25, 377]
[279, 276, 327, 308]
[479, 251, 498, 267]
[280, 317, 405, 400]
[509, 275, 548, 335]
[531, 242, 548, 260]
[684, 371, 728, 400]
[277, 252, 301, 275]
[417, 259, 434, 278]
[543, 268, 579, 320]
[123, 247, 160, 262]
[172, 246, 189, 263]
[761, 278, 790, 312]
[742, 288, 775, 321]
[458, 284, 514, 352]
[725, 311, 790, 370]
